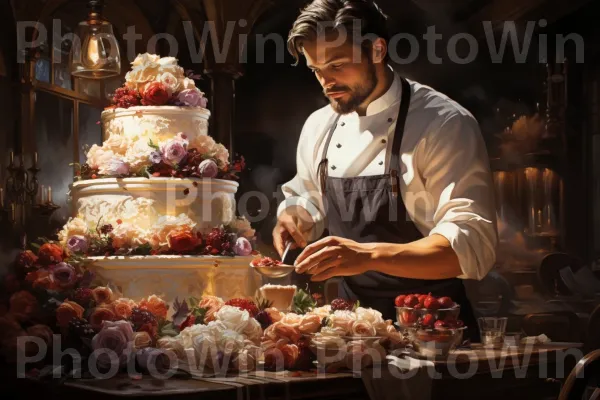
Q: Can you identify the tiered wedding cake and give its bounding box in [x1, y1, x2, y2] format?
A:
[58, 54, 260, 305]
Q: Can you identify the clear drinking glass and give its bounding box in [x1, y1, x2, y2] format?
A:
[478, 317, 508, 348]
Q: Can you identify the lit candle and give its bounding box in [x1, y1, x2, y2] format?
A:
[34, 152, 38, 168]
[9, 151, 14, 166]
[0, 188, 3, 208]
[47, 186, 52, 203]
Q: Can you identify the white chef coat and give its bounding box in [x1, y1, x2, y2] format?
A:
[278, 68, 498, 281]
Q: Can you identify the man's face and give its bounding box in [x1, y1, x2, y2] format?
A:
[302, 37, 378, 114]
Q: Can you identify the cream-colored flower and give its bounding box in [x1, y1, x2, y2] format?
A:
[133, 331, 153, 349]
[157, 72, 179, 95]
[298, 314, 322, 334]
[355, 307, 384, 326]
[330, 310, 356, 334]
[131, 53, 160, 67]
[87, 144, 116, 170]
[350, 320, 376, 337]
[150, 214, 196, 251]
[125, 54, 186, 93]
[58, 217, 89, 246]
[228, 217, 256, 240]
[157, 336, 186, 359]
[307, 305, 332, 319]
[124, 138, 154, 173]
[215, 305, 250, 333]
[103, 134, 130, 155]
[189, 134, 217, 155]
[180, 77, 196, 90]
[214, 144, 229, 166]
[280, 313, 302, 328]
[217, 329, 246, 355]
[111, 222, 150, 249]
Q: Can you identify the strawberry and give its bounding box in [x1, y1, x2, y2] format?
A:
[403, 295, 419, 308]
[225, 298, 259, 317]
[434, 319, 448, 329]
[421, 313, 435, 327]
[394, 295, 407, 307]
[417, 294, 428, 307]
[423, 295, 440, 310]
[437, 297, 455, 309]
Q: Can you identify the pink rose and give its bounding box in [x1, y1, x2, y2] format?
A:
[233, 237, 252, 256]
[177, 88, 207, 107]
[160, 138, 188, 166]
[280, 313, 302, 328]
[92, 320, 134, 369]
[198, 159, 218, 178]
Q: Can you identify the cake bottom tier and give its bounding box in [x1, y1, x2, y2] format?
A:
[88, 255, 262, 314]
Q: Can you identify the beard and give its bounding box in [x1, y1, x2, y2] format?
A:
[325, 62, 378, 114]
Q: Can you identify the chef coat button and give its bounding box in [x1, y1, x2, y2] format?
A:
[388, 118, 393, 123]
[381, 139, 387, 144]
[336, 143, 342, 148]
[340, 122, 345, 126]
[331, 165, 337, 170]
[378, 161, 384, 165]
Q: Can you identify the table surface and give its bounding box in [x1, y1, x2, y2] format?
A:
[9, 342, 583, 400]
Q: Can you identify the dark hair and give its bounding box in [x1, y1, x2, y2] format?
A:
[287, 0, 390, 65]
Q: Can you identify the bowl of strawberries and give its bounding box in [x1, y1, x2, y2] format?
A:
[394, 293, 461, 328]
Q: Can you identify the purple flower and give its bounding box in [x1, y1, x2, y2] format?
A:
[160, 139, 187, 166]
[234, 237, 252, 256]
[67, 235, 88, 253]
[177, 88, 207, 108]
[149, 151, 163, 164]
[92, 320, 134, 369]
[49, 262, 77, 289]
[198, 159, 218, 178]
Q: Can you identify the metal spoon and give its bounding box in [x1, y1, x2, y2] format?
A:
[281, 240, 293, 265]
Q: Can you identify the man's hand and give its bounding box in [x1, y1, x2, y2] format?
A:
[272, 205, 315, 257]
[294, 236, 375, 282]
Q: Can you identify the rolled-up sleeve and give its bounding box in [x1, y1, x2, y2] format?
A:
[277, 113, 327, 241]
[424, 113, 498, 280]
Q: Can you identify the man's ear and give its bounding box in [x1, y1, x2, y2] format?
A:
[372, 38, 387, 63]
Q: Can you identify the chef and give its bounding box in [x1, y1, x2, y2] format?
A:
[273, 0, 497, 340]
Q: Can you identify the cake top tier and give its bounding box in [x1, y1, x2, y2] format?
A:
[109, 53, 208, 109]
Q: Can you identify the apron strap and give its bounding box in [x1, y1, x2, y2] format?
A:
[317, 114, 341, 193]
[387, 77, 411, 176]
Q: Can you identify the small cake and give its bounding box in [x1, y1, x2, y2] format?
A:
[259, 284, 297, 311]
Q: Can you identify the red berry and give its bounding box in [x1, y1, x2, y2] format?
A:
[394, 295, 406, 307]
[423, 296, 440, 310]
[331, 298, 353, 311]
[421, 313, 435, 327]
[417, 294, 428, 306]
[413, 304, 423, 310]
[225, 298, 259, 317]
[437, 297, 455, 309]
[434, 319, 448, 329]
[403, 295, 419, 307]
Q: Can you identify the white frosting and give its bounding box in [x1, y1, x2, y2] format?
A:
[102, 106, 210, 148]
[70, 177, 238, 235]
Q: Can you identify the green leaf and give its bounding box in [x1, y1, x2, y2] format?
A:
[148, 139, 159, 150]
[189, 297, 199, 308]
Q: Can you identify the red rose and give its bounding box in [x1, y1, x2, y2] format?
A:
[167, 227, 199, 252]
[37, 243, 64, 265]
[138, 322, 158, 338]
[16, 250, 38, 270]
[178, 314, 196, 331]
[141, 82, 170, 106]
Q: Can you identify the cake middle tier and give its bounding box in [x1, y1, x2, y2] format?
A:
[70, 177, 238, 234]
[102, 105, 210, 146]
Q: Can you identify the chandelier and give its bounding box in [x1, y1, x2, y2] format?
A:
[70, 0, 121, 79]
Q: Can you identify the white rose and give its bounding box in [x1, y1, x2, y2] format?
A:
[215, 305, 250, 333]
[192, 332, 219, 370]
[217, 329, 246, 355]
[58, 217, 89, 245]
[189, 134, 216, 155]
[242, 318, 262, 345]
[157, 336, 186, 360]
[131, 53, 160, 67]
[355, 307, 384, 325]
[124, 139, 154, 173]
[214, 144, 229, 166]
[330, 310, 356, 333]
[103, 134, 130, 155]
[232, 344, 260, 372]
[179, 323, 211, 349]
[307, 305, 332, 319]
[87, 144, 115, 170]
[157, 72, 179, 95]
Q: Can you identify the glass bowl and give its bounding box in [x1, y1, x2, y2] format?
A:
[406, 326, 466, 357]
[395, 305, 461, 328]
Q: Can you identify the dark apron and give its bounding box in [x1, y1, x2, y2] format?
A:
[317, 77, 479, 342]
